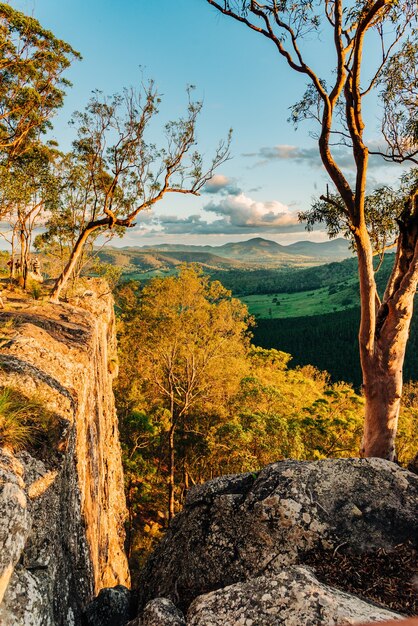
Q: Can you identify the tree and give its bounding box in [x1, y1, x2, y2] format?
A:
[49, 85, 231, 301]
[206, 0, 418, 459]
[0, 145, 58, 286]
[118, 266, 250, 519]
[34, 152, 112, 284]
[0, 3, 79, 160]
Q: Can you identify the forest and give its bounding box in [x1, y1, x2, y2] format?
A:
[113, 267, 418, 571]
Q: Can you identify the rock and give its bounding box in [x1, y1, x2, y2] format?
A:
[187, 566, 403, 625]
[137, 458, 418, 612]
[0, 566, 54, 626]
[0, 282, 130, 623]
[133, 597, 186, 626]
[0, 449, 31, 604]
[84, 585, 131, 626]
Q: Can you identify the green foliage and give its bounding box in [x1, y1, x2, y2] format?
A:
[26, 279, 43, 300]
[114, 270, 389, 570]
[0, 3, 79, 158]
[300, 185, 411, 256]
[91, 260, 122, 292]
[0, 387, 34, 450]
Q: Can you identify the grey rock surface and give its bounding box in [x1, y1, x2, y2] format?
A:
[137, 458, 418, 612]
[0, 450, 31, 604]
[0, 566, 54, 626]
[186, 566, 403, 626]
[84, 585, 131, 626]
[138, 598, 187, 626]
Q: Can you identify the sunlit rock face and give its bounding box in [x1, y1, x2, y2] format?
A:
[136, 458, 418, 620]
[0, 281, 130, 625]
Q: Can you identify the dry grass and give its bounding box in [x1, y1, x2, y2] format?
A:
[0, 386, 60, 455]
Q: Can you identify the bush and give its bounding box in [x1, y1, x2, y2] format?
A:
[27, 279, 43, 300]
[0, 388, 35, 450]
[0, 387, 59, 453]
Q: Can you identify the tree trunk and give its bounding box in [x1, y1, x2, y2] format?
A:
[361, 349, 404, 460]
[168, 423, 176, 521]
[50, 225, 99, 302]
[359, 237, 418, 459]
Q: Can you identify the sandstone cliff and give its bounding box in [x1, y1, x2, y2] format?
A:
[0, 281, 130, 625]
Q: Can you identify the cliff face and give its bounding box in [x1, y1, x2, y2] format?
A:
[0, 281, 130, 625]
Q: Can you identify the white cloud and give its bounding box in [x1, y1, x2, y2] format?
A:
[203, 174, 241, 195]
[131, 193, 305, 236]
[205, 193, 299, 229]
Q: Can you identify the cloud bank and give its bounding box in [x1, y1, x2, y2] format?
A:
[133, 192, 304, 236]
[243, 143, 394, 172]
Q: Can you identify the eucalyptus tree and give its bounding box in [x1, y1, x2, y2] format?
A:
[0, 3, 79, 162]
[206, 0, 417, 459]
[35, 153, 107, 279]
[120, 266, 250, 520]
[49, 85, 231, 301]
[0, 146, 58, 286]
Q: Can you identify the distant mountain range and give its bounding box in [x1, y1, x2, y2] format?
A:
[99, 237, 352, 272]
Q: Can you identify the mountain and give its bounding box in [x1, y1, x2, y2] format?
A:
[285, 238, 352, 259]
[106, 237, 352, 272]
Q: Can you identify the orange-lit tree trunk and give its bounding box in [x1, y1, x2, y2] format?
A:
[357, 192, 418, 458]
[49, 219, 107, 302]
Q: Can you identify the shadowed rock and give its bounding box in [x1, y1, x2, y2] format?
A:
[137, 458, 418, 613]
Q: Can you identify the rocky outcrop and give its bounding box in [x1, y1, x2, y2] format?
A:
[136, 458, 417, 623]
[186, 566, 402, 625]
[0, 281, 130, 625]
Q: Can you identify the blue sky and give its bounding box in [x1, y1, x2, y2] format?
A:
[11, 0, 406, 246]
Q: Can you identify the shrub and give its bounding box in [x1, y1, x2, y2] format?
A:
[0, 387, 58, 453]
[27, 279, 43, 300]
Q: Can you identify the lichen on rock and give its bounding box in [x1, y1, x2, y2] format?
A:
[136, 458, 418, 616]
[186, 566, 403, 625]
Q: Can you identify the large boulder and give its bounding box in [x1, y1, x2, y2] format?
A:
[186, 566, 402, 625]
[137, 458, 418, 613]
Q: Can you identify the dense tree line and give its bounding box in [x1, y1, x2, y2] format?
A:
[253, 307, 418, 390]
[207, 254, 398, 297]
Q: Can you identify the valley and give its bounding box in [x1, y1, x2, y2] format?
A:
[99, 236, 352, 277]
[105, 245, 416, 389]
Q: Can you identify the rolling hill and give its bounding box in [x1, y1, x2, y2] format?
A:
[100, 237, 352, 275]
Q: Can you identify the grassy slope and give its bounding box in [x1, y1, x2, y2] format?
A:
[241, 276, 359, 319]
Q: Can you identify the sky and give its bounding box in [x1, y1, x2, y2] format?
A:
[8, 0, 408, 247]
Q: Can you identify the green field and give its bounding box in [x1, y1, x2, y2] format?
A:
[122, 268, 177, 281]
[241, 277, 359, 318]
